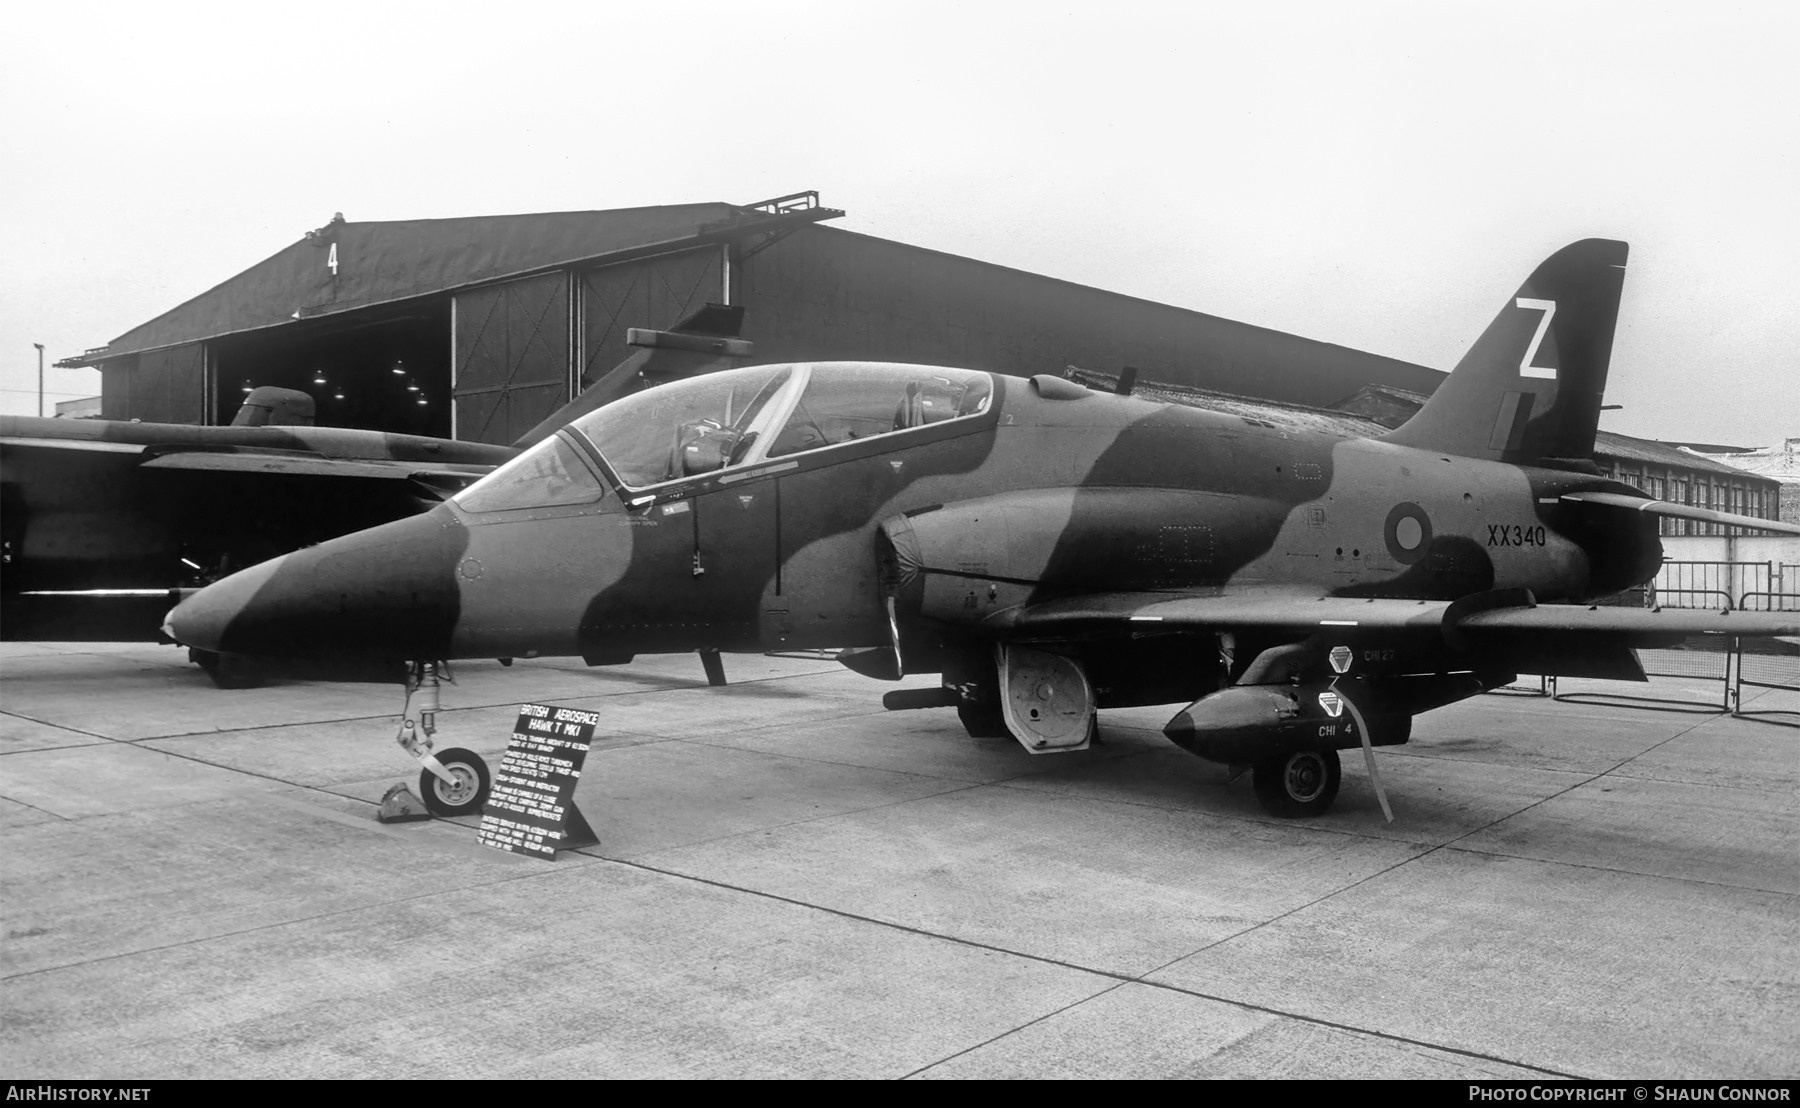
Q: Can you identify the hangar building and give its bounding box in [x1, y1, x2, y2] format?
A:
[61, 192, 1447, 446]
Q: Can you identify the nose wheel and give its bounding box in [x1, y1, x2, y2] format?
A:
[1253, 748, 1341, 818]
[418, 747, 491, 817]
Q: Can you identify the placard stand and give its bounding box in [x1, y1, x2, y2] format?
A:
[476, 703, 601, 859]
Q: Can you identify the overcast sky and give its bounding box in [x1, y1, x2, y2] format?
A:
[3, 1, 1794, 446]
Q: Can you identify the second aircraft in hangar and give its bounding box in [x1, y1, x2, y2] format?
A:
[163, 239, 1800, 819]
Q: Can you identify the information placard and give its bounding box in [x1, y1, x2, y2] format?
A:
[477, 703, 600, 858]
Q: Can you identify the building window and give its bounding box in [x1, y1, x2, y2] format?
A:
[1647, 474, 1667, 532]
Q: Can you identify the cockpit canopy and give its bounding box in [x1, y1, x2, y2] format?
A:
[455, 362, 993, 513]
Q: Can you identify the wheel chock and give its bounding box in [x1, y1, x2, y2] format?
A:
[377, 783, 434, 823]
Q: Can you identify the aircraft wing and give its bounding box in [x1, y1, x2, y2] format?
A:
[1453, 604, 1799, 638]
[5, 433, 494, 496]
[984, 591, 1455, 637]
[139, 450, 492, 492]
[3, 435, 145, 454]
[986, 590, 1800, 642]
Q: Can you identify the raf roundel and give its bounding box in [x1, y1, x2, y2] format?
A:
[1383, 502, 1433, 565]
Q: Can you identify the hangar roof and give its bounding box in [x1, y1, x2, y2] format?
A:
[71, 195, 842, 365]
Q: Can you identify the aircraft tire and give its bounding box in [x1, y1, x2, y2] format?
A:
[419, 748, 491, 818]
[1252, 748, 1341, 818]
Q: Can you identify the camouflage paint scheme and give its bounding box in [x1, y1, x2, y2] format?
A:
[164, 241, 1800, 816]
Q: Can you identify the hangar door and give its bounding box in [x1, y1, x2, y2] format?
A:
[453, 272, 572, 446]
[101, 343, 206, 424]
[580, 248, 724, 384]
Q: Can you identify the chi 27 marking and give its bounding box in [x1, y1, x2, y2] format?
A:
[1488, 523, 1547, 548]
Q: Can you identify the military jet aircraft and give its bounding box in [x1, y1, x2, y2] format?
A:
[163, 239, 1800, 818]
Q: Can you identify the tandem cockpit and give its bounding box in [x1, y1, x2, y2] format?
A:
[454, 362, 995, 514]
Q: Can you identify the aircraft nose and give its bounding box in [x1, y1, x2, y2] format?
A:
[162, 554, 290, 653]
[161, 508, 471, 660]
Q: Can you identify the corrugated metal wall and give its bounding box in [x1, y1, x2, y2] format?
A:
[734, 226, 1445, 406]
[452, 273, 572, 446]
[450, 249, 726, 445]
[99, 343, 206, 424]
[579, 248, 722, 385]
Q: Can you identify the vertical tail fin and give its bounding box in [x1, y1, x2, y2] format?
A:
[1382, 239, 1628, 465]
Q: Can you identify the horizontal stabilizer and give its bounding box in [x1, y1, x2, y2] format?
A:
[1559, 491, 1800, 536]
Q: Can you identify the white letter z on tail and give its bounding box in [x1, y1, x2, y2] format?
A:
[1515, 297, 1557, 379]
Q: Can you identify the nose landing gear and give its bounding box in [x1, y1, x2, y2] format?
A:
[392, 660, 491, 818]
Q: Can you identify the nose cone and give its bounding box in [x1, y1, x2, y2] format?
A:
[163, 508, 471, 660]
[163, 553, 291, 653]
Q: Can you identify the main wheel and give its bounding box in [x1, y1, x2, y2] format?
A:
[1252, 748, 1341, 818]
[419, 748, 491, 817]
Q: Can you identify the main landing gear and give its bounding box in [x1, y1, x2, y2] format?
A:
[1251, 748, 1342, 818]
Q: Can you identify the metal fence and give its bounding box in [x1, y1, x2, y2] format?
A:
[1734, 638, 1800, 724]
[1650, 561, 1777, 611]
[1494, 560, 1797, 723]
[1491, 674, 1554, 697]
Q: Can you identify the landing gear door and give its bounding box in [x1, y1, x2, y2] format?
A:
[997, 644, 1094, 753]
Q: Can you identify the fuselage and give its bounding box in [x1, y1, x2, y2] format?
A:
[162, 365, 1662, 663]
